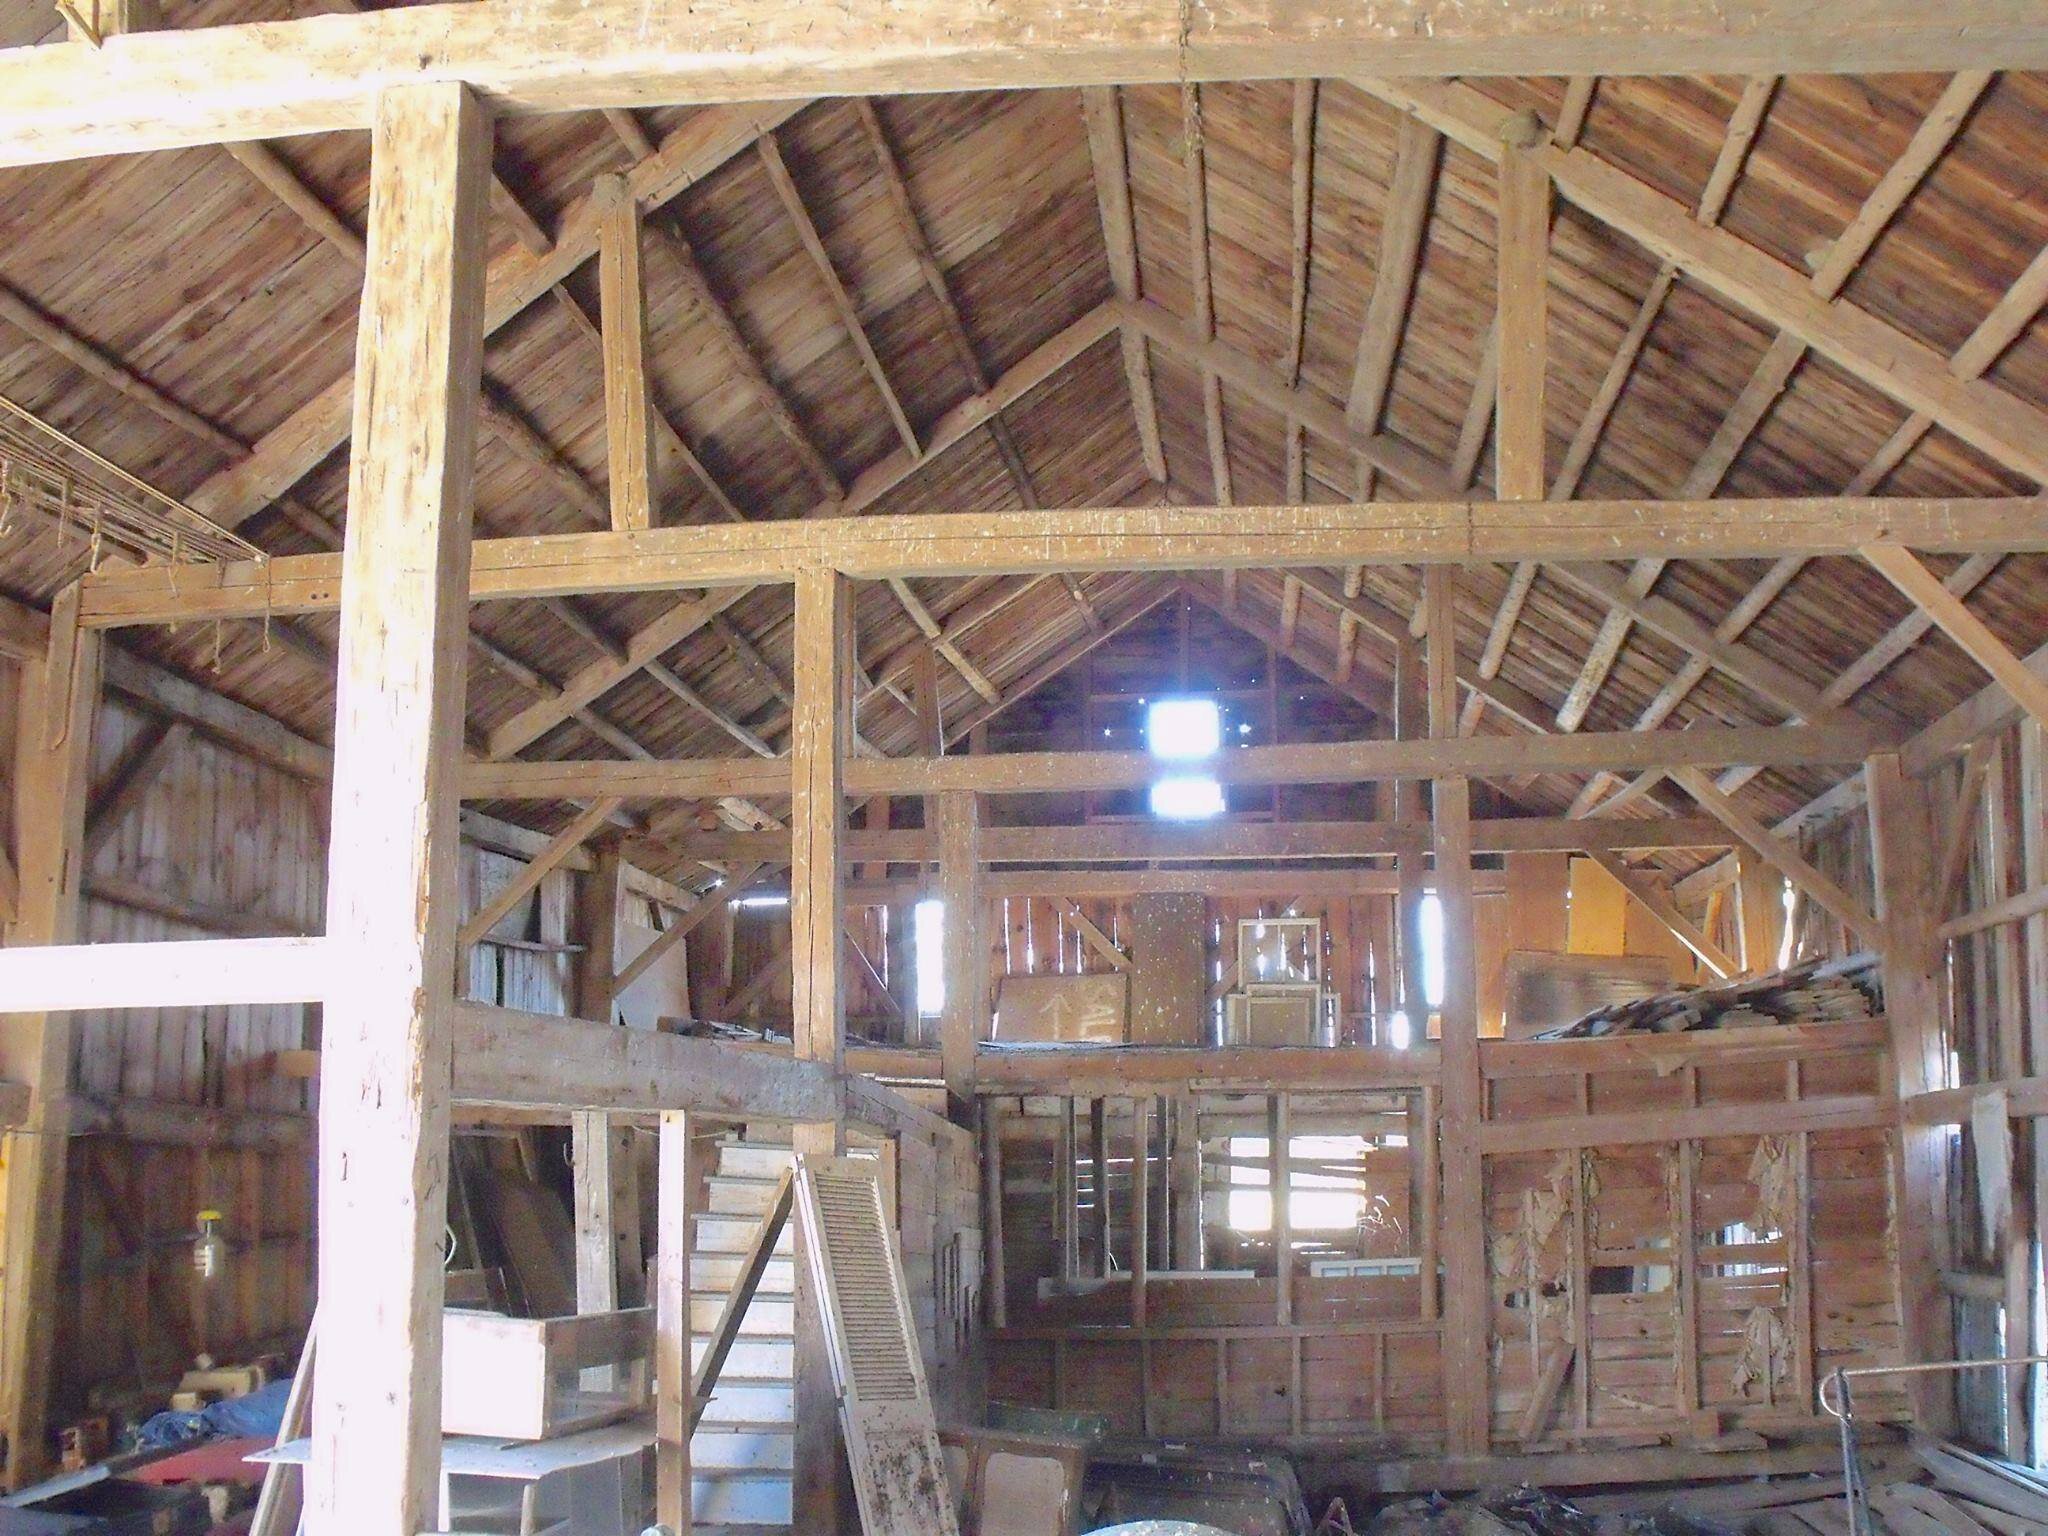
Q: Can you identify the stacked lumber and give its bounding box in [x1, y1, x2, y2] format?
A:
[1534, 956, 1882, 1040]
[1905, 1437, 2048, 1533]
[1581, 1444, 2048, 1534]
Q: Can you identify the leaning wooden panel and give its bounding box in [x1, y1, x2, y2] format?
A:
[794, 1153, 962, 1536]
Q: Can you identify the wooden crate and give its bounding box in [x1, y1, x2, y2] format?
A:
[440, 1307, 652, 1440]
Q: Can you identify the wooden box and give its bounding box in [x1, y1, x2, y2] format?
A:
[440, 1307, 652, 1440]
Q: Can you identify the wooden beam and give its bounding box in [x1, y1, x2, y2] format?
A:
[484, 588, 746, 760]
[454, 1001, 832, 1119]
[0, 596, 100, 1488]
[468, 721, 1892, 805]
[1364, 78, 2048, 488]
[648, 813, 1732, 864]
[756, 132, 917, 457]
[1426, 567, 1488, 1456]
[1549, 71, 1992, 731]
[653, 1109, 695, 1531]
[1545, 560, 1846, 724]
[1494, 140, 1547, 501]
[649, 213, 843, 502]
[1669, 767, 1883, 947]
[307, 82, 487, 1536]
[1583, 849, 1738, 978]
[1863, 545, 2048, 732]
[787, 564, 849, 1536]
[1081, 87, 1165, 482]
[937, 791, 984, 1118]
[613, 862, 774, 999]
[7, 0, 2048, 166]
[594, 174, 654, 533]
[78, 493, 2047, 627]
[82, 719, 187, 864]
[790, 568, 849, 1081]
[180, 102, 803, 533]
[0, 935, 326, 1012]
[225, 139, 367, 264]
[1866, 752, 1955, 1431]
[457, 796, 621, 948]
[1476, 1092, 1889, 1154]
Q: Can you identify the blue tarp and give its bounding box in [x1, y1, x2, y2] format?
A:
[134, 1378, 293, 1449]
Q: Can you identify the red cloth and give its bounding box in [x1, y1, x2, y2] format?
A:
[127, 1435, 269, 1487]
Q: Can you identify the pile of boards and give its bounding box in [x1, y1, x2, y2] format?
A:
[1535, 955, 1882, 1040]
[1568, 1437, 2048, 1533]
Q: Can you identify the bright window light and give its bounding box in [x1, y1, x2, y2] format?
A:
[914, 899, 946, 1016]
[1225, 1134, 1373, 1233]
[1775, 877, 1797, 972]
[1420, 893, 1446, 1010]
[1146, 697, 1221, 760]
[733, 892, 790, 909]
[1387, 1010, 1412, 1050]
[1150, 775, 1225, 821]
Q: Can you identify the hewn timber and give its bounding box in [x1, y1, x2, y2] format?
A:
[457, 723, 1891, 804]
[641, 814, 1734, 864]
[308, 82, 487, 1536]
[7, 0, 2046, 166]
[77, 497, 2047, 626]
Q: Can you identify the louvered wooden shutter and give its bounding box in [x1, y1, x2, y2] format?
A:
[794, 1154, 961, 1536]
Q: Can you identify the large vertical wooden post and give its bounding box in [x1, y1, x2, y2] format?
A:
[308, 81, 488, 1536]
[1427, 566, 1489, 1456]
[574, 851, 637, 1312]
[789, 565, 849, 1534]
[938, 791, 984, 1120]
[1867, 751, 1956, 1433]
[653, 1110, 698, 1534]
[0, 596, 100, 1488]
[1392, 634, 1428, 1030]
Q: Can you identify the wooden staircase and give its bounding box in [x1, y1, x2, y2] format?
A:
[691, 1128, 795, 1535]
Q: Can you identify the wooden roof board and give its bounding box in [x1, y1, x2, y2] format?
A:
[0, 67, 2038, 862]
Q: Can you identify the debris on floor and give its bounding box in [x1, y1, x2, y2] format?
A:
[1083, 1448, 1313, 1536]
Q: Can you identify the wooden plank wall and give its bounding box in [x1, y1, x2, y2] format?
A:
[984, 1020, 1904, 1454]
[57, 697, 321, 1423]
[1930, 717, 2046, 1461]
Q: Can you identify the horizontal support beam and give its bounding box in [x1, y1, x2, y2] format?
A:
[77, 497, 2046, 627]
[1902, 1076, 2048, 1126]
[477, 724, 1895, 804]
[840, 722, 1896, 796]
[972, 1044, 1440, 1096]
[450, 1001, 948, 1143]
[0, 936, 327, 1012]
[1479, 1018, 1889, 1079]
[7, 0, 2044, 167]
[452, 1001, 842, 1117]
[461, 758, 790, 802]
[648, 814, 1735, 865]
[1475, 1092, 1892, 1154]
[51, 1094, 311, 1148]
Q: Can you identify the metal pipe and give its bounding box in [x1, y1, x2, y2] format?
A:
[1819, 1355, 2048, 1535]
